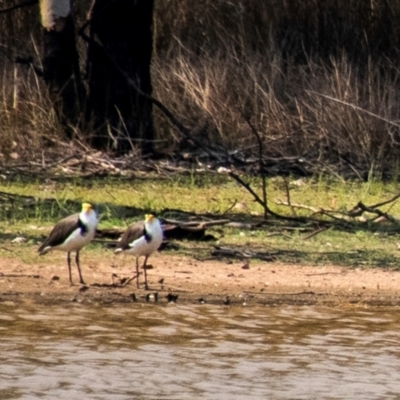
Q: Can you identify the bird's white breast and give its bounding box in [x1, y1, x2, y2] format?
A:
[57, 209, 98, 252]
[126, 219, 163, 257]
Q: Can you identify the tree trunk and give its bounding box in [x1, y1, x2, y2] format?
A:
[39, 0, 84, 138]
[87, 0, 155, 155]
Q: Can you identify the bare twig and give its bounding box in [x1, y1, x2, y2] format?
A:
[364, 192, 400, 210]
[275, 199, 338, 216]
[353, 201, 400, 224]
[228, 171, 266, 210]
[283, 177, 297, 216]
[221, 199, 238, 215]
[162, 218, 231, 228]
[238, 110, 268, 219]
[0, 0, 37, 14]
[303, 226, 331, 240]
[305, 271, 347, 276]
[309, 91, 400, 129]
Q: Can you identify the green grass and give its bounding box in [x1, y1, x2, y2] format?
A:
[0, 173, 400, 269]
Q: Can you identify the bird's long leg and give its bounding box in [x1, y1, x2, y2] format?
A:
[67, 252, 73, 286]
[136, 257, 140, 288]
[143, 256, 149, 290]
[119, 258, 140, 288]
[75, 251, 86, 285]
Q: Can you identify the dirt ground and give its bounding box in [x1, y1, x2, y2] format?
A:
[1, 250, 400, 308]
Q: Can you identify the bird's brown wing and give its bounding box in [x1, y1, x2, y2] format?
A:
[38, 213, 80, 252]
[117, 221, 145, 250]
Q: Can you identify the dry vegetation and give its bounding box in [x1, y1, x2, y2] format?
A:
[1, 1, 400, 179]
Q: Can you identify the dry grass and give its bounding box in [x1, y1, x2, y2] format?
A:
[0, 57, 62, 159]
[152, 47, 400, 179]
[1, 1, 400, 178]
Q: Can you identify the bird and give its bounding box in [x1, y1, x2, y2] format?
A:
[38, 202, 98, 286]
[146, 292, 159, 302]
[223, 296, 231, 306]
[114, 214, 163, 290]
[166, 293, 178, 303]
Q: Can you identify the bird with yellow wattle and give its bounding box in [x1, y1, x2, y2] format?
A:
[38, 203, 98, 285]
[114, 214, 163, 290]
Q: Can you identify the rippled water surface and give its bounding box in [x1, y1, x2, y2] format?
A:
[1, 301, 400, 399]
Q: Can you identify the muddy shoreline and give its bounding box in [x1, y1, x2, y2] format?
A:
[1, 252, 400, 307]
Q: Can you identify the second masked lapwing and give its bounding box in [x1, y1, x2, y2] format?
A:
[38, 203, 98, 285]
[114, 214, 163, 290]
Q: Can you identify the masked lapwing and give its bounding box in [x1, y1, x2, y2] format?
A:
[38, 203, 98, 285]
[114, 214, 163, 290]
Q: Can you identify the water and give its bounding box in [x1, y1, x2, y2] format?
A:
[0, 301, 400, 399]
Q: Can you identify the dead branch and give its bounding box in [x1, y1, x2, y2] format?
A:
[276, 191, 400, 230]
[238, 110, 268, 219]
[221, 199, 239, 215]
[0, 273, 40, 278]
[368, 192, 400, 209]
[309, 91, 400, 129]
[228, 171, 266, 210]
[211, 245, 277, 261]
[227, 170, 330, 226]
[162, 218, 231, 228]
[275, 200, 351, 222]
[283, 177, 297, 216]
[303, 226, 331, 240]
[0, 0, 37, 14]
[305, 271, 347, 276]
[351, 201, 400, 224]
[275, 199, 324, 214]
[348, 193, 400, 217]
